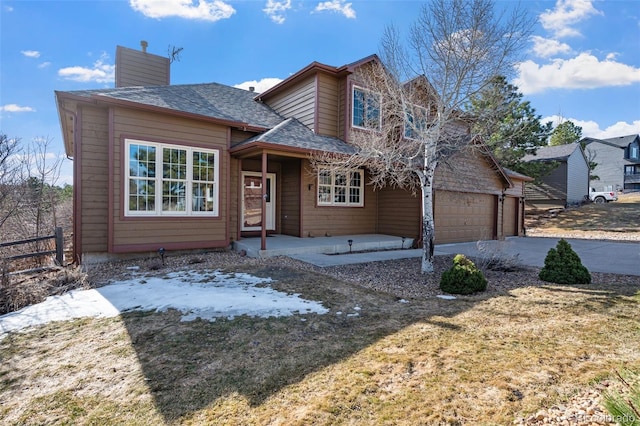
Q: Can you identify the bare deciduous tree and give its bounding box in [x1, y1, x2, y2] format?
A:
[0, 134, 26, 230]
[24, 136, 63, 238]
[312, 0, 534, 273]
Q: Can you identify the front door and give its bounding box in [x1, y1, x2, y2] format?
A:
[242, 172, 276, 231]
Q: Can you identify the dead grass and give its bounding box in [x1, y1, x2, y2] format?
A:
[1, 263, 639, 425]
[526, 192, 640, 235]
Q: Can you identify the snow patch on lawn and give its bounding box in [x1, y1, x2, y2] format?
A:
[0, 269, 329, 339]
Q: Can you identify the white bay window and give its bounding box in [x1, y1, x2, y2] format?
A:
[125, 139, 219, 216]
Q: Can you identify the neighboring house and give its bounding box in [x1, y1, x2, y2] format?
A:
[581, 134, 640, 192]
[522, 143, 590, 208]
[55, 43, 528, 263]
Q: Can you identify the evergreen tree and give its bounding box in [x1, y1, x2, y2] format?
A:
[550, 120, 582, 146]
[467, 76, 553, 179]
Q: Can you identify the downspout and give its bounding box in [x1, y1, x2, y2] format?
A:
[59, 105, 81, 264]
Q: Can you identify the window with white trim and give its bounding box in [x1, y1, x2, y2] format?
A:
[125, 139, 219, 216]
[317, 169, 364, 207]
[352, 86, 381, 130]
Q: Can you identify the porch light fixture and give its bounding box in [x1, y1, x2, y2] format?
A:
[348, 239, 353, 253]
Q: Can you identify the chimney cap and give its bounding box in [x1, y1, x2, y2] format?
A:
[141, 40, 148, 52]
[249, 86, 255, 92]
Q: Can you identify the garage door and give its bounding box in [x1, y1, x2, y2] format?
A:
[503, 197, 518, 237]
[434, 191, 496, 243]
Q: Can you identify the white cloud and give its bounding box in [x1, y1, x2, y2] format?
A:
[542, 115, 640, 139]
[58, 54, 115, 84]
[234, 77, 283, 94]
[515, 52, 640, 94]
[38, 62, 51, 69]
[21, 50, 41, 58]
[530, 36, 571, 58]
[314, 0, 356, 19]
[129, 0, 235, 22]
[0, 104, 35, 113]
[263, 0, 291, 24]
[539, 0, 603, 38]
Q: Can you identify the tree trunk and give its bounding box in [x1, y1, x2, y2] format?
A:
[420, 163, 437, 273]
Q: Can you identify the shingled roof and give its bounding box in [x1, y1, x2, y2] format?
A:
[581, 134, 639, 148]
[63, 82, 285, 130]
[522, 143, 581, 162]
[233, 118, 357, 155]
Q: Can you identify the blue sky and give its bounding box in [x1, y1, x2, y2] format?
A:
[1, 0, 639, 185]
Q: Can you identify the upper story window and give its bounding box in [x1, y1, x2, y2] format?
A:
[317, 169, 364, 207]
[352, 86, 381, 131]
[404, 104, 429, 139]
[629, 144, 639, 159]
[125, 139, 219, 217]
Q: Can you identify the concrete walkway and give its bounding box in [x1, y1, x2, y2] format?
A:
[234, 235, 639, 276]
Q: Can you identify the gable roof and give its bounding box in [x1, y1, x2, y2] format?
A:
[231, 118, 357, 156]
[522, 143, 582, 162]
[503, 168, 534, 182]
[255, 54, 379, 102]
[581, 134, 639, 148]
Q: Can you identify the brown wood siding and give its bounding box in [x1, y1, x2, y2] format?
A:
[503, 196, 518, 237]
[377, 186, 420, 238]
[115, 45, 169, 87]
[504, 179, 525, 197]
[338, 78, 346, 140]
[280, 159, 301, 236]
[300, 160, 377, 237]
[435, 191, 496, 243]
[79, 105, 110, 253]
[265, 76, 316, 129]
[434, 149, 504, 195]
[230, 129, 260, 146]
[316, 73, 339, 137]
[111, 108, 229, 252]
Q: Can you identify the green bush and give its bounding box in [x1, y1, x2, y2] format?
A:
[538, 239, 591, 284]
[440, 254, 487, 295]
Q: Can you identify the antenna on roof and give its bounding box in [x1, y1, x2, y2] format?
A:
[168, 45, 184, 64]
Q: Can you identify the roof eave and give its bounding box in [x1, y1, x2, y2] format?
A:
[230, 141, 317, 158]
[87, 93, 269, 132]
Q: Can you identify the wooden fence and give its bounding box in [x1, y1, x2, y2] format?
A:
[0, 227, 64, 265]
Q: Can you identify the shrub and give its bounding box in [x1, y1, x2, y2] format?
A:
[475, 240, 522, 272]
[440, 254, 487, 295]
[538, 239, 591, 284]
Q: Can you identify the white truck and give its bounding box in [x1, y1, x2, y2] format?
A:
[588, 187, 618, 203]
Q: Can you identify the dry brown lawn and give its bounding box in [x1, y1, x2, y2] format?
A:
[1, 261, 639, 425]
[526, 192, 640, 235]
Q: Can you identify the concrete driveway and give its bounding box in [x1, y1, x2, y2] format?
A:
[289, 236, 639, 276]
[434, 237, 640, 276]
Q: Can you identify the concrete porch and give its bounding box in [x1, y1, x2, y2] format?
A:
[232, 234, 415, 258]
